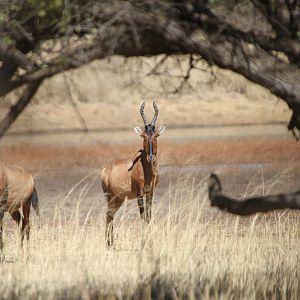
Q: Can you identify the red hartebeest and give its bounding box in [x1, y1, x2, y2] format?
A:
[101, 102, 166, 247]
[0, 163, 39, 258]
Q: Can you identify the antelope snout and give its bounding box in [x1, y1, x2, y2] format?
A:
[147, 155, 156, 163]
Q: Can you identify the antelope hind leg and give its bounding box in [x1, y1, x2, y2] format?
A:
[21, 202, 31, 249]
[10, 210, 23, 249]
[105, 196, 123, 248]
[0, 208, 4, 261]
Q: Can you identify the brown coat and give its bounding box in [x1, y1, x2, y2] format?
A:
[0, 162, 39, 256]
[0, 163, 34, 212]
[101, 151, 159, 201]
[100, 101, 165, 247]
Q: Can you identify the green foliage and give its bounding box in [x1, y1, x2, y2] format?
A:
[3, 35, 15, 46]
[59, 6, 72, 34]
[25, 0, 67, 35]
[2, 0, 71, 41]
[208, 0, 221, 8]
[0, 12, 6, 22]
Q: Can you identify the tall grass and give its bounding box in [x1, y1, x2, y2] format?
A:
[0, 176, 299, 299]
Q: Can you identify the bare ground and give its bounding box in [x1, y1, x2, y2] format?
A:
[0, 131, 299, 229]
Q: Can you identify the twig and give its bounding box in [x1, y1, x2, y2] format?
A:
[63, 74, 88, 132]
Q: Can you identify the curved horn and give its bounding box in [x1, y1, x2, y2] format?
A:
[140, 102, 148, 126]
[150, 101, 158, 126]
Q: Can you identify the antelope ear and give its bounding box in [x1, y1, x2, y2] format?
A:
[157, 124, 166, 136]
[133, 125, 143, 136]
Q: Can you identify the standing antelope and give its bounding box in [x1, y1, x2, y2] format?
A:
[0, 163, 39, 258]
[101, 102, 166, 247]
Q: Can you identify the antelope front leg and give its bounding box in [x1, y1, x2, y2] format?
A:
[141, 187, 154, 249]
[145, 186, 153, 224]
[105, 212, 114, 248]
[137, 196, 145, 222]
[0, 208, 4, 261]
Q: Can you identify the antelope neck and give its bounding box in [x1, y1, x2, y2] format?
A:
[140, 150, 157, 177]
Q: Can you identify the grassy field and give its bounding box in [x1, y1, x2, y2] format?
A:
[0, 135, 299, 299]
[0, 56, 299, 299]
[0, 175, 299, 299]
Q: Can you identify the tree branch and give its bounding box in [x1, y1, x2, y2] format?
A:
[0, 40, 106, 96]
[208, 174, 300, 215]
[0, 40, 36, 71]
[0, 79, 43, 139]
[192, 3, 300, 60]
[1, 1, 300, 139]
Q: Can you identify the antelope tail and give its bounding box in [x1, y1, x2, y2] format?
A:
[30, 187, 40, 216]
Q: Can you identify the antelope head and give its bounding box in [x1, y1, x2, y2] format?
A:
[133, 102, 166, 163]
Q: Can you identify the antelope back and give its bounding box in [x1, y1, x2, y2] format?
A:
[0, 164, 8, 203]
[101, 152, 147, 200]
[101, 159, 135, 199]
[4, 164, 34, 210]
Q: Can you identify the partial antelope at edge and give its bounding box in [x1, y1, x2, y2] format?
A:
[0, 163, 40, 259]
[100, 101, 166, 247]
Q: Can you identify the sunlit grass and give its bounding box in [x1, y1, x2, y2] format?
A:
[0, 176, 299, 299]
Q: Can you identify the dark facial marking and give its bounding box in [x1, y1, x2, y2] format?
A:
[145, 125, 156, 161]
[145, 124, 155, 136]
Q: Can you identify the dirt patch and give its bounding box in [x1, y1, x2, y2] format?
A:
[1, 137, 299, 171]
[0, 136, 299, 225]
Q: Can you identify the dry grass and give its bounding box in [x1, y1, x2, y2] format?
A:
[0, 54, 298, 299]
[0, 175, 299, 300]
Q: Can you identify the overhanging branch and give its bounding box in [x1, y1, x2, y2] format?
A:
[0, 40, 36, 71]
[192, 3, 300, 60]
[1, 1, 300, 139]
[208, 174, 300, 215]
[0, 79, 43, 139]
